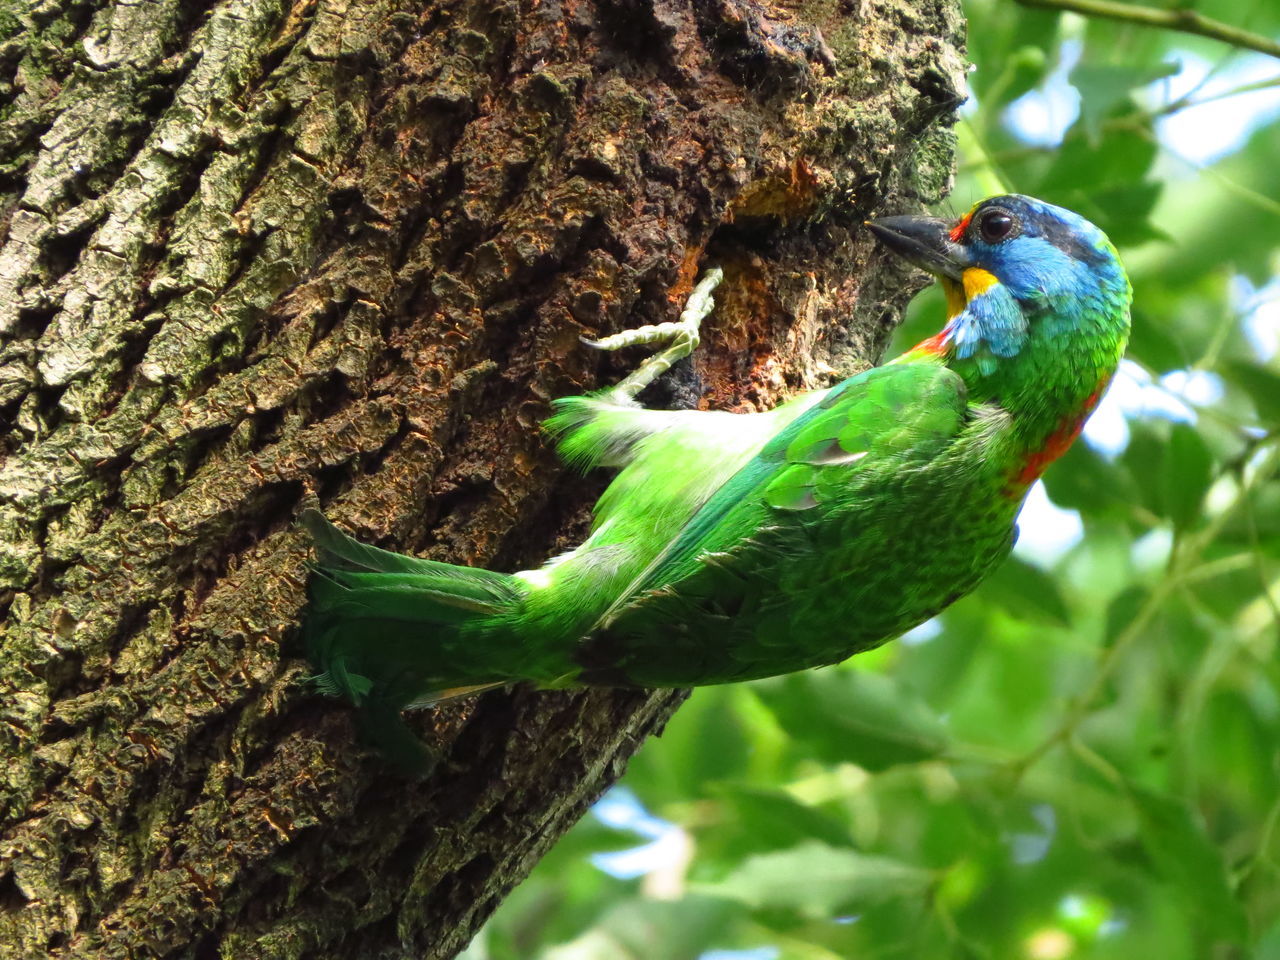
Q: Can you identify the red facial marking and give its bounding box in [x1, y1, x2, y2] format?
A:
[949, 212, 972, 243]
[1009, 380, 1109, 492]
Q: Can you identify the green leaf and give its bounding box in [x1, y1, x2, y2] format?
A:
[1004, 45, 1050, 101]
[625, 686, 752, 805]
[713, 784, 855, 854]
[1226, 360, 1280, 428]
[1128, 305, 1191, 372]
[698, 841, 933, 919]
[967, 8, 1059, 105]
[1076, 181, 1167, 247]
[967, 9, 1059, 104]
[752, 669, 949, 771]
[1129, 784, 1248, 944]
[1161, 423, 1213, 531]
[978, 556, 1072, 627]
[1042, 440, 1135, 518]
[542, 896, 743, 960]
[1123, 422, 1169, 518]
[1135, 118, 1280, 284]
[1069, 61, 1179, 143]
[1039, 125, 1157, 196]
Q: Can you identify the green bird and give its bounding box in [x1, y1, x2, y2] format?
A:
[303, 194, 1131, 767]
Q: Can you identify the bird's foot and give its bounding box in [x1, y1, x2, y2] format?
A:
[583, 267, 723, 403]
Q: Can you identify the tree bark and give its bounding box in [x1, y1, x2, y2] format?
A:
[0, 1, 965, 956]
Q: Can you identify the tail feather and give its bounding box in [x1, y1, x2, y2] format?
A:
[300, 510, 527, 770]
[301, 509, 517, 592]
[313, 570, 520, 622]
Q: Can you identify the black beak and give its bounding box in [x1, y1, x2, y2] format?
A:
[866, 215, 965, 282]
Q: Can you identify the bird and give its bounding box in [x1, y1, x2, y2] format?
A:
[302, 194, 1132, 769]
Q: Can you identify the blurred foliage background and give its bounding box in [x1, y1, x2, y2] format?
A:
[464, 1, 1280, 957]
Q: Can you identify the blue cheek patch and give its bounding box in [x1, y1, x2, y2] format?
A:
[946, 282, 1027, 372]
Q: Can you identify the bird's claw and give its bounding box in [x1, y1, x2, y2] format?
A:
[589, 267, 724, 402]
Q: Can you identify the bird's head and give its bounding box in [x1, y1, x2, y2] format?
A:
[868, 195, 1132, 487]
[868, 195, 1131, 371]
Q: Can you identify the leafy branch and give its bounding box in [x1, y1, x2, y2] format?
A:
[1012, 0, 1280, 60]
[960, 72, 1280, 178]
[1009, 438, 1280, 781]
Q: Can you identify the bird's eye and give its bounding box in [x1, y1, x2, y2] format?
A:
[978, 209, 1016, 243]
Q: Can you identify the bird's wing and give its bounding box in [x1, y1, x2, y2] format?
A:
[633, 360, 968, 591]
[580, 360, 970, 684]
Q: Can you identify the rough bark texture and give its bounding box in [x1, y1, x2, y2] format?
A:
[0, 0, 965, 956]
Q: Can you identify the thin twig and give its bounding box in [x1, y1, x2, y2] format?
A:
[1012, 0, 1280, 60]
[1155, 74, 1280, 119]
[1143, 127, 1280, 218]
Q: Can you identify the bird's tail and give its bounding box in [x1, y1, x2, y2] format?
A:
[300, 509, 526, 771]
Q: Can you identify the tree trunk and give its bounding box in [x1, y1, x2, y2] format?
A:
[0, 1, 964, 956]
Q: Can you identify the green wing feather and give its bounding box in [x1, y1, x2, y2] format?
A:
[631, 362, 967, 593]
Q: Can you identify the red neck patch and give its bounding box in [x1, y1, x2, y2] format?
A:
[1009, 378, 1110, 493]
